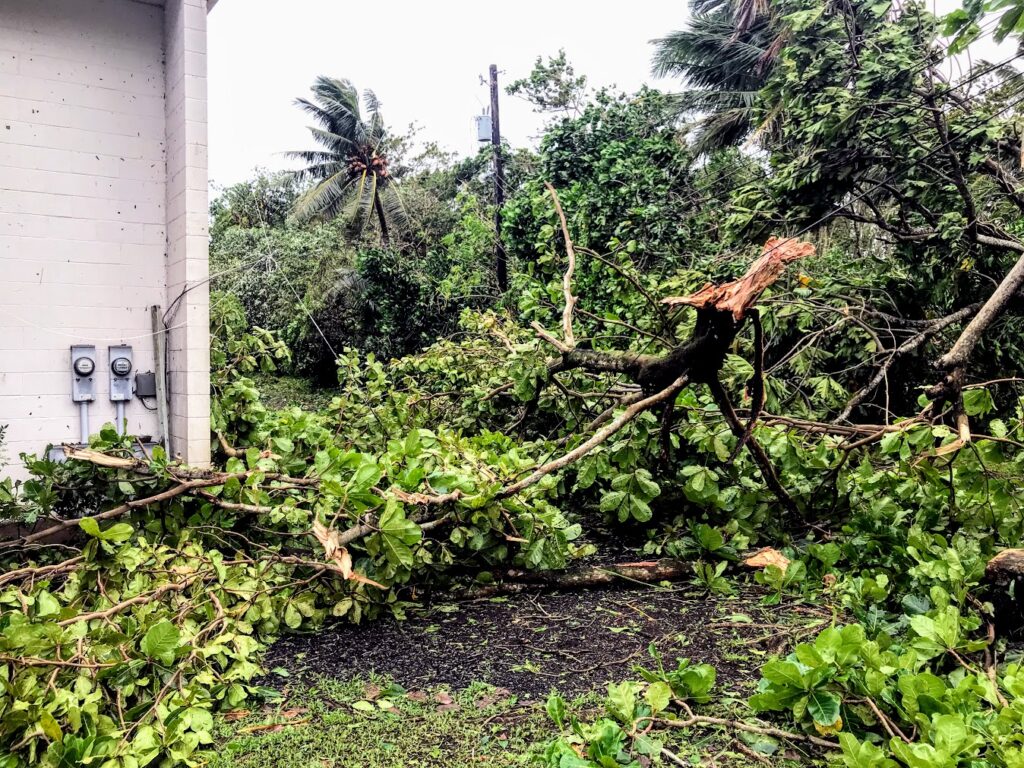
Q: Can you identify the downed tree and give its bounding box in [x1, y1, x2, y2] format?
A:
[507, 194, 815, 516]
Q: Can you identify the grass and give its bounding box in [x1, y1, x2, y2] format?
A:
[209, 588, 829, 766]
[251, 374, 337, 412]
[208, 677, 566, 768]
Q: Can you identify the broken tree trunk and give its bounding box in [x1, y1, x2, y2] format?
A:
[546, 237, 816, 394]
[508, 236, 815, 506]
[985, 549, 1024, 637]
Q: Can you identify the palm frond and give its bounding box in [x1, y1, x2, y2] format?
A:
[305, 126, 360, 154]
[379, 184, 409, 230]
[292, 170, 357, 222]
[688, 107, 757, 155]
[283, 150, 341, 167]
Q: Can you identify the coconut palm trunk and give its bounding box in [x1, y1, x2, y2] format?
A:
[373, 194, 391, 248]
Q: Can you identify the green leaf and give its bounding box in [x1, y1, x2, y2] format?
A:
[644, 681, 672, 714]
[962, 388, 994, 416]
[762, 660, 807, 690]
[838, 733, 897, 768]
[806, 689, 841, 728]
[349, 462, 383, 494]
[546, 691, 567, 729]
[376, 502, 422, 568]
[39, 709, 62, 742]
[605, 681, 641, 723]
[34, 590, 61, 618]
[79, 518, 134, 542]
[140, 620, 180, 665]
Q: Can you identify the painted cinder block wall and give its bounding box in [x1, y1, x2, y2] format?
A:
[0, 0, 212, 480]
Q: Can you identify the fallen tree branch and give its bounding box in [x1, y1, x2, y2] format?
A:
[389, 488, 464, 506]
[938, 232, 1024, 371]
[729, 309, 765, 461]
[461, 559, 691, 597]
[3, 477, 230, 549]
[545, 182, 578, 349]
[836, 301, 982, 423]
[500, 375, 689, 497]
[660, 712, 839, 750]
[708, 380, 801, 518]
[58, 577, 198, 627]
[507, 238, 814, 503]
[217, 432, 244, 458]
[0, 556, 85, 588]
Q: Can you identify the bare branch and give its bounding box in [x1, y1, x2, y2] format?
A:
[837, 302, 982, 422]
[545, 182, 578, 349]
[500, 375, 689, 497]
[939, 233, 1024, 370]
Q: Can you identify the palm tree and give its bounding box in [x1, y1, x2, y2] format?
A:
[287, 77, 404, 247]
[652, 0, 781, 155]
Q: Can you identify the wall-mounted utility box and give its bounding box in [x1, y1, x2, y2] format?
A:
[135, 371, 156, 399]
[70, 345, 97, 402]
[108, 345, 133, 402]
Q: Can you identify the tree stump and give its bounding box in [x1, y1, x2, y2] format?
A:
[985, 549, 1024, 637]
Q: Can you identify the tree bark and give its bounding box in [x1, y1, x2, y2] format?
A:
[460, 559, 691, 597]
[937, 234, 1024, 370]
[985, 548, 1024, 637]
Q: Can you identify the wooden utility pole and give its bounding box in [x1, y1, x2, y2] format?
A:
[489, 64, 508, 293]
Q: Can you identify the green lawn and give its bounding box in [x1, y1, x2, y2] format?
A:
[209, 678, 559, 768]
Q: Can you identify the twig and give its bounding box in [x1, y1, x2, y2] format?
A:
[864, 697, 911, 744]
[660, 714, 839, 750]
[58, 577, 198, 626]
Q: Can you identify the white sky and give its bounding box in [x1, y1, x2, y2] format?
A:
[206, 1, 681, 186]
[206, 0, 1014, 187]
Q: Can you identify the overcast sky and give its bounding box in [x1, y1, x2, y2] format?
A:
[206, 1, 1013, 188]
[206, 1, 682, 186]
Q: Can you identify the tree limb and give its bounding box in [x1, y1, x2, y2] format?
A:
[837, 301, 982, 422]
[545, 182, 578, 349]
[938, 233, 1024, 370]
[500, 375, 689, 497]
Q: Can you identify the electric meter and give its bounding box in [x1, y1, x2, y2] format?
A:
[70, 345, 97, 403]
[108, 345, 133, 402]
[73, 356, 95, 377]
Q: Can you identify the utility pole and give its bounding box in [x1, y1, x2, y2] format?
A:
[489, 64, 508, 293]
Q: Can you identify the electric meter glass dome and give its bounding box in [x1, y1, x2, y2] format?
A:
[111, 357, 132, 376]
[73, 357, 95, 377]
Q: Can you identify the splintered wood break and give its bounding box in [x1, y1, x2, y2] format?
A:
[986, 548, 1024, 585]
[662, 237, 816, 321]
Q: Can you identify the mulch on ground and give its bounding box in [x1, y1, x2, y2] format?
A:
[263, 583, 825, 700]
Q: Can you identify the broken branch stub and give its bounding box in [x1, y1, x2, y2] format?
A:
[662, 238, 816, 321]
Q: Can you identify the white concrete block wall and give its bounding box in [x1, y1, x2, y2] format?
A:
[0, 0, 213, 479]
[163, 0, 211, 467]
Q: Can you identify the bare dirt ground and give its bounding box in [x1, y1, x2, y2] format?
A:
[263, 582, 830, 701]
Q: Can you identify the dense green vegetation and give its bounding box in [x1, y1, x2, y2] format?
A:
[4, 0, 1024, 765]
